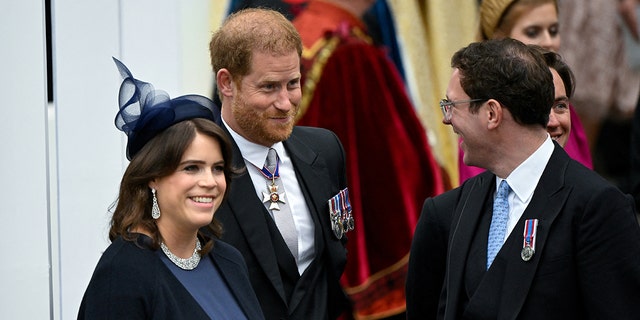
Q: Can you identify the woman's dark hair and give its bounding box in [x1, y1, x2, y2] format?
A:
[541, 50, 575, 98]
[109, 118, 239, 255]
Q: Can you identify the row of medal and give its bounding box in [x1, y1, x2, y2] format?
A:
[328, 188, 354, 240]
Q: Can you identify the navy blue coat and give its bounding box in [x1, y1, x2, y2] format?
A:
[78, 235, 264, 320]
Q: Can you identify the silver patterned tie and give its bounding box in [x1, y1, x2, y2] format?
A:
[487, 180, 511, 270]
[262, 148, 298, 261]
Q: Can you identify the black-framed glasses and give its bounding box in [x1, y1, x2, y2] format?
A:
[439, 98, 485, 121]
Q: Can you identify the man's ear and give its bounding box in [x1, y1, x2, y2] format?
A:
[486, 99, 504, 130]
[217, 69, 234, 98]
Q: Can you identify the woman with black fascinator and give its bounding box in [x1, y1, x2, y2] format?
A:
[77, 58, 264, 320]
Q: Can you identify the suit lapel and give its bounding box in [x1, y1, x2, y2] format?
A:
[462, 145, 573, 319]
[496, 145, 572, 318]
[284, 133, 333, 241]
[282, 133, 336, 312]
[219, 125, 346, 313]
[223, 127, 288, 303]
[445, 173, 494, 320]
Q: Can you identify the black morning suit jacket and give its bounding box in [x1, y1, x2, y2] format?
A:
[216, 125, 350, 320]
[407, 143, 640, 320]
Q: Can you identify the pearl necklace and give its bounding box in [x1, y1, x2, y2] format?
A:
[160, 239, 202, 270]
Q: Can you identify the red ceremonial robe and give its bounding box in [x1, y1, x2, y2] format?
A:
[293, 2, 445, 318]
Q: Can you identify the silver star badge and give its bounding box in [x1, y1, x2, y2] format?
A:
[262, 183, 286, 210]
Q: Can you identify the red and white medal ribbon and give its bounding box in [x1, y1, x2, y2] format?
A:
[327, 188, 354, 239]
[521, 219, 538, 261]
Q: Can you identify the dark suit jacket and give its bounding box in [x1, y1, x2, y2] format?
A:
[631, 104, 640, 210]
[78, 234, 264, 320]
[407, 144, 640, 319]
[216, 125, 350, 320]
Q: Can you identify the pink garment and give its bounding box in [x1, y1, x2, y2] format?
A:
[564, 104, 593, 169]
[458, 104, 593, 184]
[458, 147, 485, 184]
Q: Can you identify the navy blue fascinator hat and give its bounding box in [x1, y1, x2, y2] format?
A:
[112, 57, 219, 160]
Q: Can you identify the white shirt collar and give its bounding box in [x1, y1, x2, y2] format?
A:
[498, 134, 554, 203]
[221, 117, 286, 169]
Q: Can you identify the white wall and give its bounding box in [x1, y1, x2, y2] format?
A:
[0, 0, 221, 319]
[0, 1, 51, 319]
[53, 1, 122, 319]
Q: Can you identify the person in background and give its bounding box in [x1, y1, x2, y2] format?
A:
[209, 8, 351, 319]
[406, 38, 640, 319]
[558, 0, 640, 156]
[459, 0, 593, 183]
[291, 1, 445, 318]
[539, 49, 575, 148]
[78, 58, 264, 319]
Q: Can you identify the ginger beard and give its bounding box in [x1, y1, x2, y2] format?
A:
[231, 91, 298, 147]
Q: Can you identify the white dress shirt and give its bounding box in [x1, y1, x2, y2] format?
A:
[498, 134, 554, 243]
[222, 119, 315, 274]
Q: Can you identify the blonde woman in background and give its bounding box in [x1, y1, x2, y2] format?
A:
[459, 0, 594, 183]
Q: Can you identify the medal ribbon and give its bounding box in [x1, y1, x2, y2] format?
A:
[343, 188, 352, 213]
[254, 152, 280, 185]
[329, 196, 337, 215]
[522, 219, 538, 249]
[258, 161, 279, 180]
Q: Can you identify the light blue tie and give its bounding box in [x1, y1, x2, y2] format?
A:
[487, 180, 511, 270]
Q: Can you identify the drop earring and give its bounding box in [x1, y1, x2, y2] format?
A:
[151, 188, 161, 219]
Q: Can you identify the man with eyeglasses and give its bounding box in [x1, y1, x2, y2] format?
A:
[439, 99, 485, 123]
[406, 38, 640, 319]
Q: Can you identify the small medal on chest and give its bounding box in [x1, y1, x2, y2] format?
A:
[262, 179, 286, 210]
[258, 151, 287, 211]
[521, 219, 538, 262]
